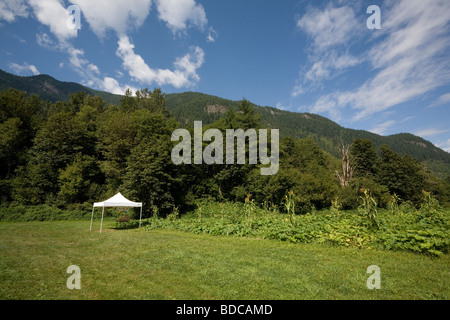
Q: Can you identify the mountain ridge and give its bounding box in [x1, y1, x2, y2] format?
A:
[1, 69, 449, 178]
[0, 69, 123, 105]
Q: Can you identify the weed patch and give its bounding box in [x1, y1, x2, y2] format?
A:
[142, 199, 450, 256]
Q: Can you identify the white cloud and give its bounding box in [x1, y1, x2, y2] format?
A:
[22, 0, 152, 95]
[306, 95, 341, 122]
[9, 62, 40, 76]
[70, 0, 209, 90]
[370, 120, 396, 135]
[436, 139, 450, 153]
[400, 116, 415, 123]
[206, 26, 218, 43]
[68, 47, 89, 70]
[296, 4, 358, 52]
[116, 35, 204, 88]
[427, 93, 450, 109]
[67, 46, 136, 95]
[438, 93, 450, 103]
[276, 102, 287, 111]
[303, 52, 361, 84]
[291, 83, 304, 97]
[101, 77, 137, 95]
[305, 61, 329, 82]
[0, 0, 28, 22]
[294, 4, 362, 92]
[88, 64, 100, 75]
[28, 0, 77, 43]
[155, 0, 207, 33]
[2, 0, 211, 94]
[332, 53, 361, 70]
[347, 0, 450, 121]
[70, 0, 152, 37]
[302, 0, 450, 122]
[36, 32, 58, 49]
[414, 128, 449, 138]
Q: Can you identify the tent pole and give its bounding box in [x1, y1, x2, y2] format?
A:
[90, 206, 95, 231]
[100, 206, 105, 233]
[139, 206, 143, 228]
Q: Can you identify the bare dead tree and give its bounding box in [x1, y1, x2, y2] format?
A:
[336, 144, 354, 187]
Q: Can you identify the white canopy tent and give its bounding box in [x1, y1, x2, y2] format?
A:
[90, 192, 143, 233]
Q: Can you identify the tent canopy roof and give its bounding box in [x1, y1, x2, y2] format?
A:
[93, 192, 142, 208]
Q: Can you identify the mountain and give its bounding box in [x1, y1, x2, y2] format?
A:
[1, 69, 449, 178]
[165, 92, 450, 178]
[0, 69, 122, 105]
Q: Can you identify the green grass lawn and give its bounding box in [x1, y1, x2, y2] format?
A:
[0, 220, 448, 300]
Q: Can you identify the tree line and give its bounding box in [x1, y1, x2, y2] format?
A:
[0, 88, 449, 217]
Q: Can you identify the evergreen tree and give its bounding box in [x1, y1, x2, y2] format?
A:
[379, 145, 425, 204]
[350, 139, 379, 178]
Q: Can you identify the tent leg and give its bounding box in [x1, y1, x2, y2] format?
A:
[100, 206, 105, 233]
[90, 206, 95, 231]
[139, 206, 143, 228]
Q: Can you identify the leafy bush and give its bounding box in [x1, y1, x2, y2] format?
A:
[0, 203, 91, 221]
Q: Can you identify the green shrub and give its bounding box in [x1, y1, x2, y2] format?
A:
[0, 204, 91, 221]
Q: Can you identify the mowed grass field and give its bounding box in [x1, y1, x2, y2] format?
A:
[0, 220, 448, 300]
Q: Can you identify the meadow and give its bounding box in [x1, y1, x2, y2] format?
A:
[0, 198, 449, 300]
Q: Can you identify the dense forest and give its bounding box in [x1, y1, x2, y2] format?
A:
[166, 92, 450, 179]
[1, 87, 449, 218]
[2, 69, 450, 179]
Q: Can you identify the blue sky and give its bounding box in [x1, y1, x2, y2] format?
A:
[1, 0, 449, 152]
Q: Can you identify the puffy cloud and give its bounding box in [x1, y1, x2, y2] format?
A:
[9, 62, 40, 76]
[70, 0, 152, 37]
[116, 35, 204, 88]
[155, 0, 207, 33]
[101, 77, 137, 95]
[67, 47, 136, 95]
[28, 0, 77, 43]
[3, 0, 211, 94]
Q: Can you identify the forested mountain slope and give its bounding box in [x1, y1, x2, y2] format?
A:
[1, 69, 449, 178]
[166, 92, 450, 178]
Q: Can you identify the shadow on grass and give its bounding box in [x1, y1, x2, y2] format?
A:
[112, 222, 141, 230]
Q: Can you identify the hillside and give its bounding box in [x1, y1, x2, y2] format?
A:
[0, 69, 122, 105]
[166, 92, 450, 178]
[1, 69, 449, 178]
